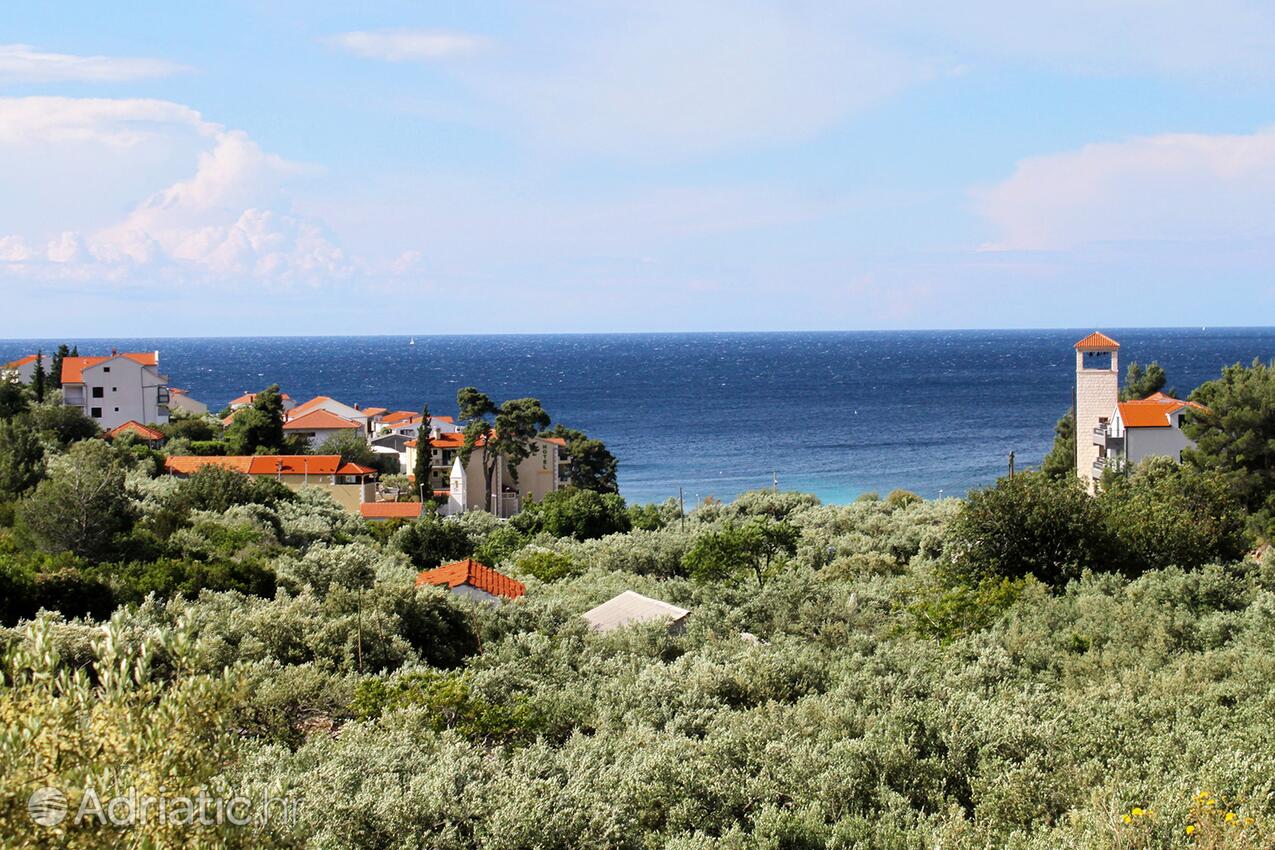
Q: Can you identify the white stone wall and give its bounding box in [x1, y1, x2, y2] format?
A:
[78, 356, 169, 430]
[1075, 349, 1118, 489]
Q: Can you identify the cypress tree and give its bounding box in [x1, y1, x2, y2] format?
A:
[412, 404, 433, 502]
[49, 344, 70, 390]
[32, 351, 45, 403]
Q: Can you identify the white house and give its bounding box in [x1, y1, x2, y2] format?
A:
[583, 591, 691, 634]
[290, 396, 373, 435]
[61, 351, 169, 431]
[406, 431, 567, 518]
[1092, 391, 1208, 476]
[167, 388, 209, 416]
[2, 354, 40, 384]
[282, 409, 362, 449]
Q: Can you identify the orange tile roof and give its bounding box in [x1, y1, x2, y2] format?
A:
[415, 558, 525, 600]
[283, 409, 361, 430]
[230, 391, 293, 406]
[291, 395, 366, 418]
[61, 352, 159, 384]
[363, 407, 388, 417]
[405, 432, 475, 450]
[542, 436, 567, 446]
[1118, 392, 1209, 428]
[1074, 331, 1120, 351]
[337, 462, 377, 475]
[4, 354, 38, 369]
[360, 502, 423, 519]
[106, 420, 164, 441]
[381, 410, 421, 425]
[164, 455, 344, 475]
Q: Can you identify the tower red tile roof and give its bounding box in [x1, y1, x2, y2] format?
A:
[415, 558, 525, 600]
[282, 409, 361, 430]
[1074, 331, 1120, 351]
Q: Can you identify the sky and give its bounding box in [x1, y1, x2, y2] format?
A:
[2, 1, 1275, 337]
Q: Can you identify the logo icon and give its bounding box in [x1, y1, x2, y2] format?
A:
[27, 786, 68, 827]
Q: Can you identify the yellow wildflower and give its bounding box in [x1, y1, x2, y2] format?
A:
[1186, 824, 1195, 835]
[1132, 807, 1145, 817]
[1122, 815, 1132, 825]
[1225, 812, 1237, 822]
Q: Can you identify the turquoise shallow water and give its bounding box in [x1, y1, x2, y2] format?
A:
[3, 328, 1273, 504]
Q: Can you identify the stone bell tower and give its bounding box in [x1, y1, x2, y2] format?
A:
[1074, 331, 1120, 487]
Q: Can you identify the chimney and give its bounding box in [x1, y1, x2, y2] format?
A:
[111, 347, 118, 356]
[354, 403, 360, 410]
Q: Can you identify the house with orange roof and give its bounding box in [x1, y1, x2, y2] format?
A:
[229, 391, 295, 412]
[415, 558, 525, 603]
[1075, 332, 1210, 486]
[403, 431, 566, 517]
[163, 454, 376, 510]
[105, 420, 165, 446]
[288, 396, 372, 434]
[283, 408, 363, 448]
[60, 350, 169, 431]
[2, 354, 41, 384]
[1093, 391, 1209, 478]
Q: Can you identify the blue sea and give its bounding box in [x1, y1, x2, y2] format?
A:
[3, 329, 1273, 505]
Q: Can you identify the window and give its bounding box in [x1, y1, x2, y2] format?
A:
[112, 387, 117, 392]
[91, 386, 104, 398]
[113, 407, 119, 413]
[90, 407, 102, 418]
[102, 366, 110, 373]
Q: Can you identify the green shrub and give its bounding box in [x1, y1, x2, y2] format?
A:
[511, 487, 631, 541]
[515, 549, 580, 582]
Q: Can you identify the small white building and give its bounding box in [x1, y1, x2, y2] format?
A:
[282, 409, 363, 449]
[61, 351, 169, 431]
[167, 388, 209, 416]
[582, 591, 691, 634]
[2, 354, 40, 384]
[1093, 392, 1208, 475]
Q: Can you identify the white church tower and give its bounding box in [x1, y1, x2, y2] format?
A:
[1074, 331, 1120, 489]
[447, 456, 467, 516]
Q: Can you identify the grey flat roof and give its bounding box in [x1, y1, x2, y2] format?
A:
[582, 590, 690, 633]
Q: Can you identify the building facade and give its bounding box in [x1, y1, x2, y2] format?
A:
[61, 351, 170, 431]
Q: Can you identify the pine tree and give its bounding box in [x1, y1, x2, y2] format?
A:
[49, 344, 70, 390]
[413, 404, 433, 502]
[32, 351, 45, 403]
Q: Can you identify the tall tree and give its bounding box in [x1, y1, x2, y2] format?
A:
[683, 516, 799, 588]
[0, 418, 45, 498]
[225, 384, 286, 455]
[543, 425, 619, 493]
[1120, 361, 1173, 401]
[1041, 409, 1076, 480]
[456, 388, 549, 512]
[0, 376, 27, 419]
[31, 351, 45, 403]
[412, 403, 433, 501]
[17, 439, 134, 561]
[49, 344, 70, 390]
[1183, 357, 1275, 540]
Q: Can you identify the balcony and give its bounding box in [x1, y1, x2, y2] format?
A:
[1092, 424, 1123, 448]
[1093, 457, 1126, 477]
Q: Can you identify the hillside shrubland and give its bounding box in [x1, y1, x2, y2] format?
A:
[3, 367, 1275, 848]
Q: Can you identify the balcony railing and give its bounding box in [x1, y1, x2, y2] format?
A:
[1092, 425, 1123, 447]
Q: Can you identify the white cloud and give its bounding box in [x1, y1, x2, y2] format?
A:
[0, 97, 351, 285]
[0, 43, 188, 84]
[975, 126, 1275, 251]
[327, 29, 485, 62]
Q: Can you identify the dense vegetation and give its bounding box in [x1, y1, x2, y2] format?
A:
[2, 361, 1275, 848]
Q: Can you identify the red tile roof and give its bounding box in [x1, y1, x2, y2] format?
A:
[337, 462, 377, 475]
[230, 391, 292, 406]
[1074, 331, 1120, 351]
[360, 502, 423, 519]
[363, 407, 388, 417]
[61, 352, 159, 384]
[542, 436, 567, 447]
[415, 558, 525, 600]
[4, 354, 38, 369]
[106, 420, 164, 441]
[290, 395, 367, 418]
[1118, 392, 1209, 428]
[381, 410, 421, 425]
[283, 409, 361, 431]
[164, 455, 344, 475]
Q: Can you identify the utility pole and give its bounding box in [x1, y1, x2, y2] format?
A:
[1008, 450, 1015, 480]
[356, 586, 364, 674]
[772, 471, 778, 493]
[679, 487, 685, 531]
